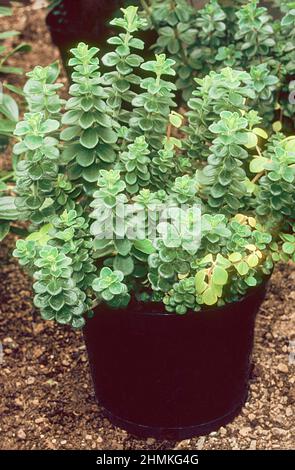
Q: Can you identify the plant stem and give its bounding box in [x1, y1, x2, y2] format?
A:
[140, 0, 151, 15]
[251, 171, 265, 184]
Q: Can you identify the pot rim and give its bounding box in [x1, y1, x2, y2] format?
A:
[92, 275, 270, 319]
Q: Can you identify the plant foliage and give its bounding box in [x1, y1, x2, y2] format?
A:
[12, 5, 295, 327]
[144, 0, 295, 127]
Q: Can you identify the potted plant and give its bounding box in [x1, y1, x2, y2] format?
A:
[12, 6, 295, 439]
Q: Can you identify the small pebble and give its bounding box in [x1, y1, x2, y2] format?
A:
[239, 427, 251, 437]
[17, 429, 26, 440]
[277, 363, 289, 373]
[249, 440, 257, 450]
[26, 376, 35, 385]
[147, 438, 156, 445]
[35, 417, 44, 424]
[286, 407, 293, 417]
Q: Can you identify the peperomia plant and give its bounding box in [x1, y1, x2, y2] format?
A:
[143, 0, 295, 128]
[12, 6, 295, 328]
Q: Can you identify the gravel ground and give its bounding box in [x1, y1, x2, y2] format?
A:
[0, 236, 294, 450]
[0, 1, 294, 451]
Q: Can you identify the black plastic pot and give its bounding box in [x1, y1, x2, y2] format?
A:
[46, 0, 157, 74]
[84, 281, 268, 439]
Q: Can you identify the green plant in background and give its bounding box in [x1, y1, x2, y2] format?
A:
[12, 6, 295, 327]
[0, 180, 19, 241]
[144, 0, 295, 128]
[0, 4, 30, 241]
[0, 5, 30, 149]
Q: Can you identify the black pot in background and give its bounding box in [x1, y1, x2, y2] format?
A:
[46, 0, 157, 75]
[84, 281, 268, 439]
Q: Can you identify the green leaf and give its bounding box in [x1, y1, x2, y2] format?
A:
[72, 317, 85, 329]
[272, 121, 282, 133]
[102, 52, 119, 67]
[82, 164, 101, 182]
[169, 112, 183, 128]
[282, 242, 294, 255]
[228, 91, 243, 107]
[245, 132, 258, 149]
[195, 270, 207, 294]
[76, 148, 95, 167]
[228, 252, 242, 263]
[0, 196, 19, 220]
[246, 253, 259, 267]
[0, 119, 15, 135]
[282, 167, 294, 183]
[0, 30, 19, 39]
[202, 287, 218, 306]
[0, 66, 22, 74]
[41, 119, 59, 134]
[249, 157, 268, 173]
[114, 239, 132, 256]
[40, 309, 55, 321]
[245, 276, 257, 287]
[47, 280, 62, 296]
[56, 310, 72, 324]
[0, 6, 12, 16]
[113, 255, 134, 275]
[212, 266, 228, 285]
[0, 221, 10, 241]
[60, 126, 80, 141]
[80, 128, 98, 149]
[236, 261, 249, 276]
[3, 83, 25, 96]
[159, 263, 174, 279]
[133, 239, 155, 255]
[96, 144, 116, 163]
[49, 294, 65, 311]
[253, 128, 268, 139]
[0, 94, 19, 121]
[24, 135, 43, 150]
[96, 127, 117, 144]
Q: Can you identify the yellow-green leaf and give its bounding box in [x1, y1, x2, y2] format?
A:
[249, 157, 268, 173]
[245, 132, 258, 149]
[253, 127, 268, 139]
[272, 121, 282, 132]
[246, 253, 259, 267]
[202, 287, 218, 305]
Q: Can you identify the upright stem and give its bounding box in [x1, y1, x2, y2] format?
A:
[140, 0, 151, 15]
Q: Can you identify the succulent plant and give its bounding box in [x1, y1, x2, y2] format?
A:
[11, 6, 295, 328]
[145, 0, 295, 127]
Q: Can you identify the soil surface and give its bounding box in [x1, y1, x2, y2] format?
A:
[1, 235, 294, 451]
[0, 1, 294, 451]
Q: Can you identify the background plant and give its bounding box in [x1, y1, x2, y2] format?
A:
[143, 0, 295, 129]
[0, 4, 30, 241]
[12, 6, 295, 328]
[0, 4, 30, 150]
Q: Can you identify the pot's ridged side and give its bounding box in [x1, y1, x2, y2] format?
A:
[84, 282, 268, 439]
